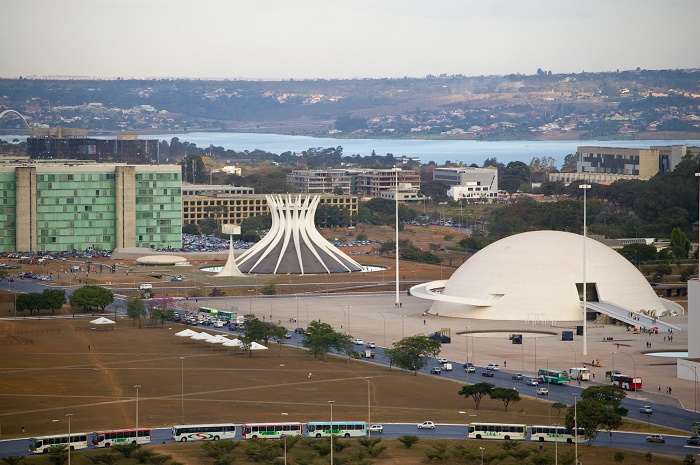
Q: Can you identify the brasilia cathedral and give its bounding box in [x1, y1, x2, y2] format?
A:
[234, 194, 363, 274]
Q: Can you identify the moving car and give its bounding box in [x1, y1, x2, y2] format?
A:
[430, 367, 442, 374]
[465, 365, 476, 373]
[687, 436, 700, 445]
[354, 339, 364, 345]
[294, 328, 305, 334]
[418, 421, 435, 429]
[486, 363, 500, 371]
[526, 378, 538, 386]
[437, 357, 448, 364]
[639, 406, 653, 414]
[369, 424, 383, 433]
[646, 434, 665, 443]
[284, 332, 292, 339]
[481, 371, 494, 377]
[512, 373, 523, 380]
[536, 387, 549, 395]
[367, 342, 376, 349]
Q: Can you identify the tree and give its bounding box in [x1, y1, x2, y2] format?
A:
[301, 321, 353, 360]
[148, 295, 176, 327]
[396, 436, 420, 448]
[260, 283, 277, 295]
[458, 382, 494, 410]
[671, 227, 691, 260]
[565, 385, 627, 444]
[385, 335, 442, 375]
[552, 401, 567, 418]
[489, 387, 521, 412]
[126, 296, 147, 327]
[68, 285, 114, 312]
[243, 317, 286, 345]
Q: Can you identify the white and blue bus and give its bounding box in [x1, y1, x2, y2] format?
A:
[306, 421, 367, 438]
[171, 423, 236, 442]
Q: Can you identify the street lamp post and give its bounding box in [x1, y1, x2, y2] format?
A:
[612, 351, 616, 378]
[465, 326, 469, 369]
[621, 352, 637, 398]
[479, 446, 485, 465]
[580, 182, 591, 356]
[564, 343, 578, 370]
[180, 357, 185, 423]
[366, 377, 372, 437]
[553, 422, 558, 465]
[401, 314, 405, 339]
[680, 364, 699, 424]
[134, 385, 141, 438]
[296, 298, 299, 328]
[347, 305, 351, 334]
[373, 309, 386, 347]
[328, 401, 336, 465]
[337, 305, 346, 332]
[573, 394, 579, 465]
[66, 413, 73, 465]
[282, 434, 287, 465]
[248, 289, 254, 314]
[534, 337, 538, 376]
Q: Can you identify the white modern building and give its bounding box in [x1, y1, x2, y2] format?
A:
[235, 194, 362, 274]
[433, 167, 498, 201]
[410, 231, 682, 328]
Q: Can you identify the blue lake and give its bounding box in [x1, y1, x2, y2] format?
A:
[3, 132, 699, 168]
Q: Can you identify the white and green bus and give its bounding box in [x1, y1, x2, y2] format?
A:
[530, 425, 586, 443]
[537, 368, 569, 385]
[468, 423, 527, 440]
[306, 421, 367, 438]
[242, 422, 303, 439]
[171, 423, 236, 442]
[91, 428, 152, 447]
[29, 433, 89, 454]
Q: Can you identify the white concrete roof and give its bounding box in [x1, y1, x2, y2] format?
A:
[415, 230, 667, 321]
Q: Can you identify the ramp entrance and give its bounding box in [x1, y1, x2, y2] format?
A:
[576, 282, 599, 303]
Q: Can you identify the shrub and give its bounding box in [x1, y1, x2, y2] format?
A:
[396, 435, 420, 448]
[424, 442, 449, 461]
[613, 450, 624, 462]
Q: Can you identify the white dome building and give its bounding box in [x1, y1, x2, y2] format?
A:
[411, 231, 676, 322]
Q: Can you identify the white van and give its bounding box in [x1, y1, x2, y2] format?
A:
[442, 363, 453, 371]
[139, 283, 153, 290]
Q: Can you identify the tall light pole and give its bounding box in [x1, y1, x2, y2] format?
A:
[580, 181, 591, 356]
[295, 297, 299, 328]
[479, 446, 485, 465]
[134, 384, 141, 438]
[573, 394, 579, 465]
[337, 305, 346, 332]
[347, 306, 351, 334]
[248, 289, 254, 314]
[401, 314, 405, 339]
[534, 337, 538, 376]
[180, 357, 185, 423]
[66, 413, 73, 465]
[680, 364, 699, 424]
[366, 377, 372, 437]
[553, 422, 558, 465]
[564, 343, 578, 370]
[395, 165, 400, 308]
[328, 400, 335, 465]
[373, 309, 386, 347]
[620, 352, 637, 397]
[611, 351, 615, 379]
[465, 326, 469, 368]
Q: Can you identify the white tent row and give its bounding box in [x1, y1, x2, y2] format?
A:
[174, 330, 262, 351]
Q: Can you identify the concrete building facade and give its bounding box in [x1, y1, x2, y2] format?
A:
[433, 167, 498, 201]
[0, 163, 182, 253]
[575, 145, 700, 179]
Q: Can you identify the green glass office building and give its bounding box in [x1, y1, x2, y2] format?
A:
[0, 163, 181, 253]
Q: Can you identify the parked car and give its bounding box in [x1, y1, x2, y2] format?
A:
[481, 371, 494, 377]
[512, 373, 523, 380]
[646, 434, 665, 443]
[418, 421, 435, 429]
[526, 378, 538, 386]
[536, 387, 549, 395]
[430, 367, 442, 374]
[687, 436, 700, 445]
[486, 363, 500, 371]
[369, 424, 383, 433]
[639, 406, 653, 414]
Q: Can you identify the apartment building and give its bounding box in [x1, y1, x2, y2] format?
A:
[0, 162, 182, 253]
[356, 168, 421, 198]
[433, 167, 498, 201]
[286, 169, 353, 195]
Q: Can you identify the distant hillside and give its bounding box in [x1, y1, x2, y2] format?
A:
[0, 68, 699, 140]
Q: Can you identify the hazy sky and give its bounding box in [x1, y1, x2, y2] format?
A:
[2, 0, 698, 80]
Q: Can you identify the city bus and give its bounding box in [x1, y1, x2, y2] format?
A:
[91, 428, 152, 447]
[242, 422, 303, 439]
[306, 421, 367, 438]
[611, 374, 643, 391]
[171, 423, 236, 442]
[29, 433, 89, 454]
[569, 367, 591, 381]
[467, 423, 527, 440]
[530, 425, 586, 443]
[537, 368, 570, 384]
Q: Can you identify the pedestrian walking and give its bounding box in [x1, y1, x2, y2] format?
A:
[658, 385, 661, 392]
[308, 373, 312, 379]
[88, 344, 91, 351]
